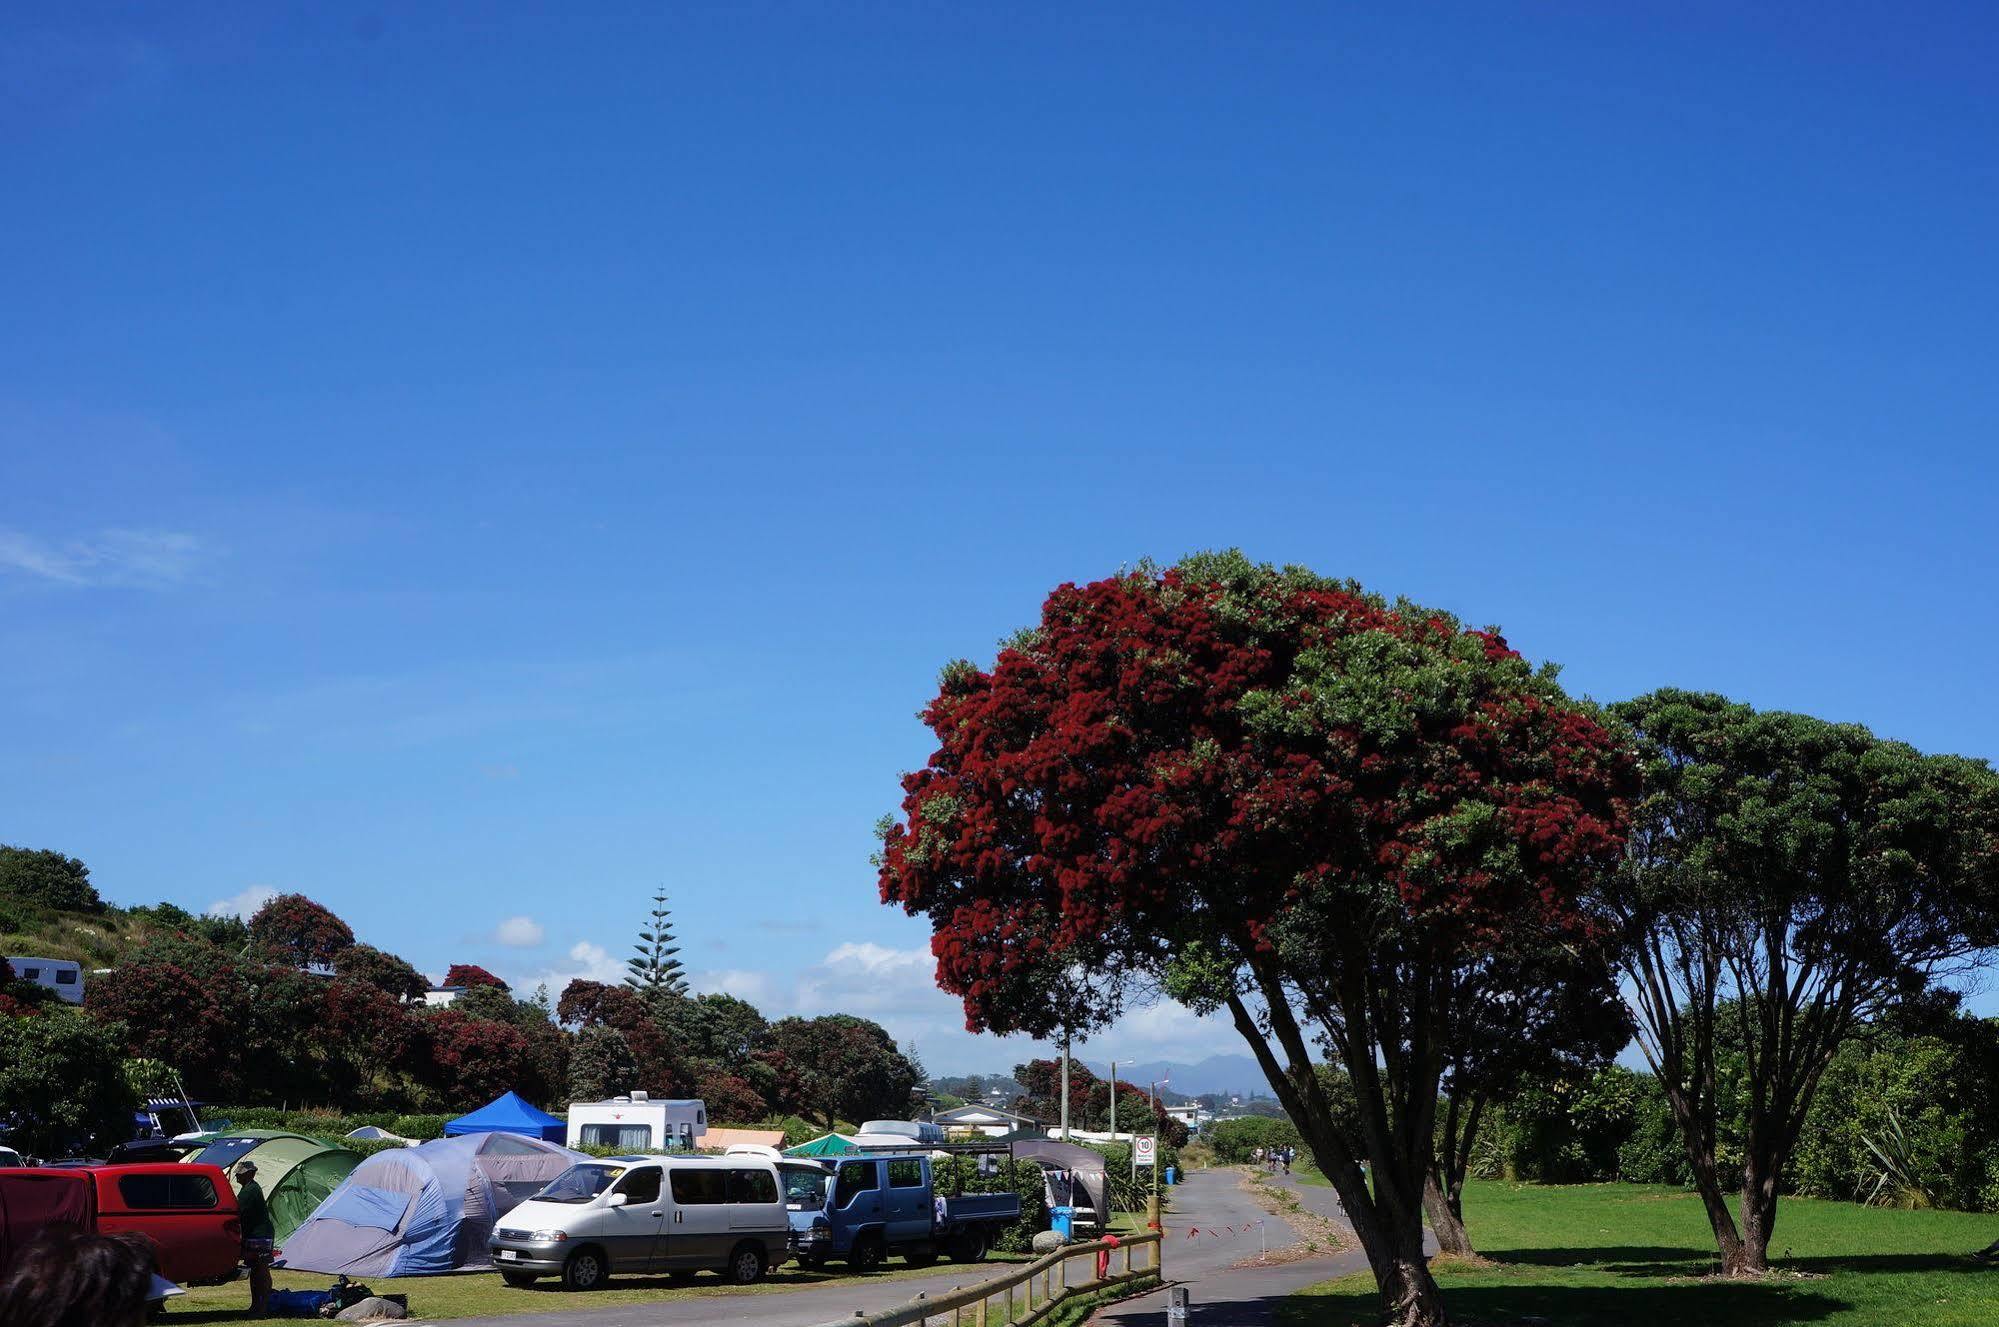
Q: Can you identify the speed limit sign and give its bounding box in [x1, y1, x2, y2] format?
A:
[1135, 1135, 1157, 1167]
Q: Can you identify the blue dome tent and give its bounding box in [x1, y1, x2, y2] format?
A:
[443, 1091, 566, 1143]
[278, 1133, 580, 1276]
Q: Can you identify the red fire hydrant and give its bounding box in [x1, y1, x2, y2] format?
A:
[1096, 1232, 1122, 1280]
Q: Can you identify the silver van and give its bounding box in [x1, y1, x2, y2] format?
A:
[490, 1155, 792, 1290]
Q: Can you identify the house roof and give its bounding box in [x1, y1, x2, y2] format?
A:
[935, 1103, 1040, 1126]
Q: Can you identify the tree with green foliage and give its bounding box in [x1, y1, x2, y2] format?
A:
[1427, 946, 1631, 1253]
[879, 554, 1634, 1327]
[1608, 689, 1999, 1275]
[0, 1010, 137, 1156]
[0, 845, 101, 913]
[568, 1024, 641, 1102]
[626, 889, 688, 1000]
[769, 1014, 921, 1128]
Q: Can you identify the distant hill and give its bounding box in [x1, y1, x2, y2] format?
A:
[1081, 1054, 1267, 1099]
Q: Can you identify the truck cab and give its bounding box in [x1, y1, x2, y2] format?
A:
[786, 1153, 1020, 1272]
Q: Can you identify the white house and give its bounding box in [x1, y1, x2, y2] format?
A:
[933, 1103, 1041, 1138]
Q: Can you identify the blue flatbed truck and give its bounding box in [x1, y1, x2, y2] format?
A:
[785, 1152, 1021, 1272]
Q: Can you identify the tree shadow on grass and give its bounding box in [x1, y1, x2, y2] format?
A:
[1283, 1278, 1849, 1327]
[1496, 1246, 1994, 1280]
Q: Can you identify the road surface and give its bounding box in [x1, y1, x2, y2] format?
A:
[441, 1167, 1366, 1327]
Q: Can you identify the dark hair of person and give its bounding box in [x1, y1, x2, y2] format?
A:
[0, 1228, 156, 1327]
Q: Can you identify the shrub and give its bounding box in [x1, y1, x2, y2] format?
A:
[1204, 1115, 1299, 1165]
[391, 1113, 452, 1140]
[933, 1154, 1047, 1251]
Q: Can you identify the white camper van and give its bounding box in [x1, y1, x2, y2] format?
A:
[490, 1153, 793, 1289]
[565, 1094, 707, 1153]
[3, 956, 83, 1005]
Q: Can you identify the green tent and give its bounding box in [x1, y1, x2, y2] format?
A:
[784, 1132, 859, 1157]
[183, 1130, 362, 1243]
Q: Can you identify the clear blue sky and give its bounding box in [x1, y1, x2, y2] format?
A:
[4, 3, 1996, 1076]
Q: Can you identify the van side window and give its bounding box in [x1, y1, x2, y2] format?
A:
[613, 1167, 662, 1204]
[669, 1169, 727, 1205]
[54, 969, 77, 985]
[887, 1160, 924, 1188]
[118, 1174, 219, 1209]
[833, 1161, 879, 1208]
[727, 1168, 778, 1204]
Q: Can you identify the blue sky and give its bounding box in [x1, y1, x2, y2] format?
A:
[3, 3, 1996, 1075]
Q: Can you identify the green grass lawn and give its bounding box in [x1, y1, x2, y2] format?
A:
[1281, 1180, 1999, 1327]
[169, 1250, 1028, 1325]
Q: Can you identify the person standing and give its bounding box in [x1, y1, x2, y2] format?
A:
[234, 1161, 275, 1314]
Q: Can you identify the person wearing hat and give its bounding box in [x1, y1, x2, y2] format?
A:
[234, 1160, 276, 1314]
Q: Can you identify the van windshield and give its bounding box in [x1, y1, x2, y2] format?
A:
[783, 1167, 832, 1210]
[536, 1164, 626, 1203]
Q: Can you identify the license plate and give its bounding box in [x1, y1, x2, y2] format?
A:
[497, 1250, 518, 1261]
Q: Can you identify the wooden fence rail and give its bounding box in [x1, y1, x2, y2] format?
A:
[806, 1231, 1164, 1327]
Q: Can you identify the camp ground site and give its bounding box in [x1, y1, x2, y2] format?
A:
[0, 1088, 1195, 1323]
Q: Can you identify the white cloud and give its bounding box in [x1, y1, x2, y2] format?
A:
[493, 915, 545, 947]
[205, 885, 278, 920]
[689, 968, 779, 1006]
[512, 940, 628, 996]
[0, 528, 206, 588]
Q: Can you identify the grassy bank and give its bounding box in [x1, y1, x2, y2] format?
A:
[1280, 1180, 1999, 1327]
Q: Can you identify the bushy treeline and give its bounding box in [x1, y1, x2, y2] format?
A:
[1473, 1006, 1999, 1213]
[2, 867, 923, 1154]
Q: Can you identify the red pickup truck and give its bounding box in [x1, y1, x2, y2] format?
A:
[0, 1163, 242, 1285]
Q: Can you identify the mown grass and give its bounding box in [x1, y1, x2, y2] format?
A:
[1280, 1180, 1999, 1327]
[169, 1249, 1026, 1325]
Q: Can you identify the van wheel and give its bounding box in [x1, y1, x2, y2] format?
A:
[562, 1248, 608, 1291]
[726, 1243, 766, 1285]
[501, 1270, 539, 1288]
[848, 1233, 886, 1273]
[950, 1230, 989, 1263]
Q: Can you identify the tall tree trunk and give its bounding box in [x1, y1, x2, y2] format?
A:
[1690, 1150, 1749, 1275]
[1423, 1173, 1472, 1256]
[1737, 1150, 1781, 1274]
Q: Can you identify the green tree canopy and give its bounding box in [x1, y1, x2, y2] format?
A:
[0, 845, 101, 913]
[1608, 688, 1999, 1274]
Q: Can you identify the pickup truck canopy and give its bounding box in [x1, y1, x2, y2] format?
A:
[0, 1170, 93, 1273]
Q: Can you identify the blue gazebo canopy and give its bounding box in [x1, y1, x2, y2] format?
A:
[443, 1091, 566, 1142]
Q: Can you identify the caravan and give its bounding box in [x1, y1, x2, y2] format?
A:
[564, 1094, 706, 1153]
[3, 956, 83, 1005]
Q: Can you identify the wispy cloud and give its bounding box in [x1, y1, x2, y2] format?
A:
[493, 915, 545, 947]
[206, 884, 278, 920]
[0, 527, 207, 588]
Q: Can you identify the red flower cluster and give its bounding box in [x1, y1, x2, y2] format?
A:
[878, 560, 1633, 1036]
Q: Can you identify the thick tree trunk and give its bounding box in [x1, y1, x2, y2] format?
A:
[1344, 1175, 1450, 1327]
[1423, 1174, 1473, 1256]
[1689, 1152, 1749, 1274]
[1737, 1153, 1781, 1274]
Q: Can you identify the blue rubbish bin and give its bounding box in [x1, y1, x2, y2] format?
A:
[1050, 1205, 1074, 1240]
[1165, 1166, 1178, 1186]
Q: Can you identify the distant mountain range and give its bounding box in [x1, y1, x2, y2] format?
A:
[1080, 1054, 1267, 1099]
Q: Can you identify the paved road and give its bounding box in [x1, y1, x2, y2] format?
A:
[440, 1167, 1350, 1327]
[1093, 1169, 1370, 1327]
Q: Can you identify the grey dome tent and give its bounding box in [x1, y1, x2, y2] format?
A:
[279, 1132, 581, 1276]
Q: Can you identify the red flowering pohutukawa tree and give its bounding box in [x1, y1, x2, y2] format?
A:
[878, 553, 1633, 1327]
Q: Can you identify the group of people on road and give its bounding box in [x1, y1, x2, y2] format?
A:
[1250, 1145, 1296, 1175]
